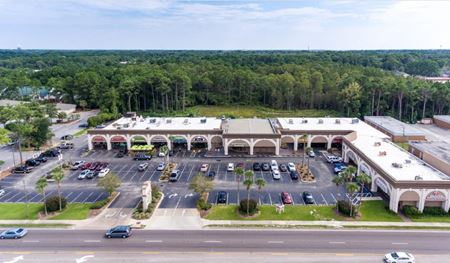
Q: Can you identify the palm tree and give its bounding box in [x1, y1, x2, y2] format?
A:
[52, 167, 65, 211]
[35, 177, 48, 216]
[243, 170, 254, 216]
[234, 167, 244, 204]
[300, 134, 308, 166]
[346, 182, 360, 217]
[356, 172, 371, 208]
[331, 173, 345, 213]
[342, 165, 356, 183]
[255, 178, 266, 205]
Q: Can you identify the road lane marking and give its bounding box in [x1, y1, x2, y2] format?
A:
[22, 240, 39, 243]
[83, 240, 100, 243]
[267, 241, 284, 244]
[271, 253, 288, 256]
[203, 240, 222, 243]
[392, 242, 408, 245]
[336, 253, 354, 256]
[328, 241, 345, 244]
[145, 240, 163, 243]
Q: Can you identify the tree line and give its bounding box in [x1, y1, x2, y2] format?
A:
[0, 50, 449, 122]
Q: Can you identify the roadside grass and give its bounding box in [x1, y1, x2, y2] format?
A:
[73, 129, 87, 137]
[142, 105, 338, 118]
[49, 203, 91, 220]
[205, 205, 342, 221]
[0, 224, 72, 228]
[0, 203, 43, 220]
[358, 201, 403, 222]
[410, 215, 450, 223]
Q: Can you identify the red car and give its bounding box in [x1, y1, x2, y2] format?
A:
[237, 162, 245, 168]
[82, 162, 92, 170]
[281, 192, 293, 205]
[90, 161, 101, 171]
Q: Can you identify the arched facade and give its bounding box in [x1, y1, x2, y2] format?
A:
[253, 138, 278, 155]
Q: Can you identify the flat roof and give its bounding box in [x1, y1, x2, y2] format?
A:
[434, 115, 450, 125]
[364, 116, 425, 137]
[223, 119, 276, 135]
[410, 141, 450, 164]
[103, 117, 222, 131]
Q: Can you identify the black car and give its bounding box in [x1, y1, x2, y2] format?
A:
[289, 171, 299, 180]
[60, 134, 73, 141]
[35, 155, 48, 163]
[25, 159, 40, 167]
[261, 163, 270, 171]
[12, 166, 32, 174]
[252, 162, 261, 171]
[279, 164, 288, 172]
[133, 154, 152, 161]
[207, 171, 216, 179]
[78, 123, 88, 128]
[217, 191, 227, 204]
[86, 171, 96, 179]
[115, 152, 124, 158]
[302, 192, 315, 205]
[105, 225, 132, 239]
[41, 149, 61, 157]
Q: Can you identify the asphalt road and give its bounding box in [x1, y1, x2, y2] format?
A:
[0, 229, 449, 262]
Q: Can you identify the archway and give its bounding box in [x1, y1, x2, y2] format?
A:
[130, 135, 147, 146]
[211, 135, 223, 150]
[110, 135, 127, 151]
[399, 190, 420, 210]
[253, 139, 277, 155]
[297, 135, 308, 150]
[227, 139, 251, 155]
[91, 135, 107, 150]
[191, 135, 208, 150]
[331, 135, 345, 151]
[150, 135, 169, 148]
[424, 190, 447, 209]
[281, 135, 295, 150]
[310, 135, 328, 149]
[169, 135, 187, 150]
[346, 150, 358, 167]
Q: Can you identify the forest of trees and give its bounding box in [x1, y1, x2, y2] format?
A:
[0, 50, 449, 123]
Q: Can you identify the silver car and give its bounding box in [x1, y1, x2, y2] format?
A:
[384, 252, 415, 263]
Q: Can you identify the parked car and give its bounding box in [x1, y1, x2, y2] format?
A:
[98, 168, 110, 178]
[207, 171, 216, 179]
[12, 166, 32, 174]
[97, 162, 108, 171]
[41, 149, 61, 157]
[105, 225, 132, 239]
[58, 142, 74, 149]
[169, 170, 181, 182]
[133, 153, 152, 161]
[115, 152, 124, 158]
[237, 162, 244, 169]
[272, 169, 281, 180]
[261, 163, 270, 171]
[78, 123, 88, 128]
[307, 150, 316, 157]
[287, 162, 296, 172]
[156, 163, 165, 171]
[281, 192, 293, 204]
[42, 173, 55, 182]
[158, 151, 166, 157]
[217, 191, 227, 204]
[25, 159, 40, 167]
[200, 163, 209, 172]
[35, 155, 48, 163]
[279, 164, 288, 172]
[78, 170, 92, 180]
[302, 191, 315, 204]
[60, 134, 73, 141]
[326, 155, 343, 163]
[289, 170, 299, 180]
[333, 163, 347, 174]
[270, 160, 278, 171]
[227, 163, 235, 172]
[86, 171, 96, 179]
[90, 161, 101, 171]
[0, 228, 28, 239]
[81, 162, 92, 170]
[384, 252, 415, 263]
[138, 163, 149, 171]
[252, 162, 261, 171]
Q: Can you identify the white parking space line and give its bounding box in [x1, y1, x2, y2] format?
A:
[92, 193, 103, 202]
[268, 193, 273, 205]
[329, 241, 346, 244]
[22, 240, 40, 243]
[5, 192, 22, 202]
[187, 164, 195, 181]
[203, 240, 222, 243]
[173, 197, 182, 213]
[321, 193, 328, 205]
[145, 240, 163, 243]
[330, 193, 337, 203]
[65, 192, 74, 200]
[82, 192, 93, 202]
[71, 192, 83, 202]
[149, 170, 157, 180]
[391, 242, 408, 245]
[267, 241, 284, 244]
[84, 240, 101, 243]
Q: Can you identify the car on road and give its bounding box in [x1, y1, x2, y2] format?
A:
[281, 192, 293, 204]
[217, 191, 227, 204]
[384, 252, 415, 263]
[78, 170, 92, 180]
[207, 171, 216, 179]
[252, 162, 261, 171]
[270, 160, 278, 171]
[12, 165, 32, 174]
[227, 163, 235, 172]
[261, 163, 270, 171]
[279, 164, 288, 172]
[58, 142, 74, 149]
[307, 150, 315, 157]
[115, 152, 124, 158]
[302, 191, 315, 204]
[272, 169, 281, 180]
[98, 168, 110, 178]
[35, 155, 48, 163]
[105, 225, 132, 239]
[156, 163, 165, 171]
[133, 153, 152, 161]
[78, 123, 88, 128]
[200, 164, 209, 172]
[169, 170, 181, 182]
[25, 159, 40, 167]
[60, 134, 73, 141]
[289, 170, 299, 180]
[0, 228, 28, 239]
[138, 163, 149, 171]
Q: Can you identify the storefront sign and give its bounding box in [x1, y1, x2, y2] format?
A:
[375, 177, 389, 194]
[426, 191, 446, 202]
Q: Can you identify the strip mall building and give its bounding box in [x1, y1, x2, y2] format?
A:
[87, 115, 450, 213]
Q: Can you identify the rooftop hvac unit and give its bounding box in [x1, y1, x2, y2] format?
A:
[391, 163, 403, 168]
[318, 119, 323, 124]
[123, 123, 129, 128]
[183, 119, 189, 125]
[201, 118, 207, 123]
[140, 118, 144, 122]
[335, 119, 340, 124]
[405, 159, 412, 164]
[166, 119, 172, 124]
[116, 127, 121, 129]
[301, 119, 308, 124]
[415, 175, 423, 180]
[288, 119, 293, 124]
[352, 118, 359, 124]
[149, 119, 156, 123]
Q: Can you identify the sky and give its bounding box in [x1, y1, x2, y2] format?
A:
[0, 0, 449, 50]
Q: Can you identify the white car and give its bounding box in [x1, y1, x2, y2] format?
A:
[384, 252, 415, 263]
[227, 163, 235, 172]
[287, 162, 296, 172]
[307, 150, 315, 157]
[270, 160, 278, 171]
[71, 160, 85, 170]
[158, 151, 166, 157]
[272, 170, 281, 180]
[156, 163, 165, 171]
[98, 168, 110, 178]
[78, 170, 91, 180]
[200, 164, 209, 172]
[326, 155, 343, 163]
[0, 189, 5, 197]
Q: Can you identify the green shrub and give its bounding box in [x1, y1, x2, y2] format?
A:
[87, 113, 118, 128]
[90, 197, 110, 209]
[337, 200, 357, 217]
[45, 195, 67, 212]
[132, 211, 150, 220]
[197, 199, 212, 211]
[423, 207, 447, 216]
[403, 205, 422, 218]
[239, 199, 258, 215]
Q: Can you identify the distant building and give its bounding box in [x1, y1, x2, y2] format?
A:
[434, 115, 450, 130]
[0, 99, 76, 115]
[416, 76, 450, 83]
[409, 141, 450, 177]
[364, 116, 426, 142]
